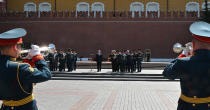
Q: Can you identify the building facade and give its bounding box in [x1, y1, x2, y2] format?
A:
[6, 0, 210, 12]
[4, 0, 209, 18]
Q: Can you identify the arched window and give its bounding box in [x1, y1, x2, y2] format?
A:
[39, 2, 51, 12]
[91, 2, 104, 18]
[146, 2, 160, 18]
[185, 2, 200, 17]
[130, 2, 144, 18]
[202, 2, 210, 11]
[76, 2, 90, 17]
[24, 2, 36, 12]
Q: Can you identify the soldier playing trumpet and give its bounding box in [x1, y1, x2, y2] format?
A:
[0, 28, 51, 110]
[163, 20, 210, 109]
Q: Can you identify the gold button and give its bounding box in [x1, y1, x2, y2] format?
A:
[11, 107, 14, 109]
[193, 96, 197, 98]
[208, 104, 210, 107]
[192, 104, 196, 107]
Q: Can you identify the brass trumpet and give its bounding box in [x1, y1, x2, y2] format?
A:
[21, 44, 55, 55]
[173, 42, 192, 53]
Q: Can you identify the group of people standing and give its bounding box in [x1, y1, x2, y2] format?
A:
[95, 49, 144, 73]
[47, 48, 78, 72]
[47, 48, 148, 73]
[109, 49, 144, 73]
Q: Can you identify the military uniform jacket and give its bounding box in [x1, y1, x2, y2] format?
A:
[47, 53, 54, 63]
[65, 53, 74, 63]
[73, 53, 77, 62]
[163, 49, 210, 109]
[121, 54, 127, 62]
[136, 53, 143, 62]
[57, 53, 65, 63]
[110, 54, 117, 62]
[0, 55, 51, 110]
[126, 54, 134, 64]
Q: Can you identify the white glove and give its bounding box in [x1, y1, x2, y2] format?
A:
[29, 45, 41, 57]
[181, 48, 188, 56]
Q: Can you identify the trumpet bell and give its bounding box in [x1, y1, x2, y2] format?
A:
[48, 44, 55, 49]
[173, 43, 183, 53]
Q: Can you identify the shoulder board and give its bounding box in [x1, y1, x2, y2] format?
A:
[19, 62, 34, 72]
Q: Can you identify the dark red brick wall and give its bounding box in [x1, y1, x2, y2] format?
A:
[0, 19, 194, 58]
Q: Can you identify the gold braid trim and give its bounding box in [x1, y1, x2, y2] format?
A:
[2, 94, 34, 106]
[180, 93, 210, 104]
[17, 63, 31, 95]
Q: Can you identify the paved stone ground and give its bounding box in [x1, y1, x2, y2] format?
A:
[0, 70, 180, 110]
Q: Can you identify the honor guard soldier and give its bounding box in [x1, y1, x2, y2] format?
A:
[0, 28, 51, 110]
[163, 21, 210, 110]
[95, 49, 103, 72]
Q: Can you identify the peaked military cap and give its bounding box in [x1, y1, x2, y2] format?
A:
[0, 28, 27, 46]
[189, 21, 210, 43]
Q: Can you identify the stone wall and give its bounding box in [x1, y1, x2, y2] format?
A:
[0, 17, 195, 58]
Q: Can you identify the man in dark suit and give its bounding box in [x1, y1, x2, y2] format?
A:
[0, 28, 51, 110]
[47, 52, 54, 71]
[144, 49, 151, 62]
[95, 49, 103, 72]
[110, 50, 117, 72]
[136, 49, 144, 72]
[53, 50, 58, 71]
[57, 49, 66, 72]
[65, 48, 74, 72]
[126, 50, 134, 73]
[73, 50, 77, 71]
[163, 21, 210, 110]
[120, 50, 127, 72]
